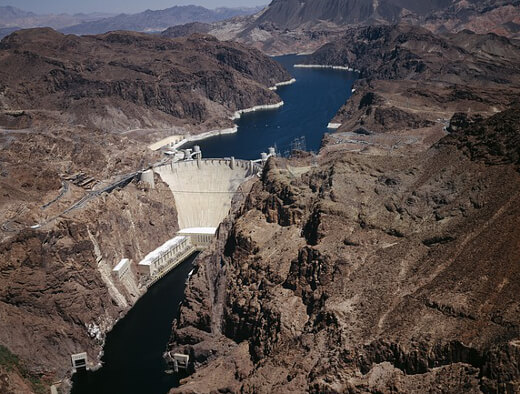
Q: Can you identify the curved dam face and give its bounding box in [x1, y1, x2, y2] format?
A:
[154, 159, 258, 229]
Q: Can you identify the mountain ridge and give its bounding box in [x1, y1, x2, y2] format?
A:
[170, 0, 520, 55]
[61, 5, 264, 35]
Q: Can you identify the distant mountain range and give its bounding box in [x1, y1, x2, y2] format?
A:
[0, 5, 264, 38]
[0, 5, 114, 31]
[61, 5, 265, 35]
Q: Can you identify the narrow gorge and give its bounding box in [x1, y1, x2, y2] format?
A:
[167, 25, 520, 394]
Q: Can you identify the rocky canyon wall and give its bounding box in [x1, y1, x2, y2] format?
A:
[169, 107, 520, 392]
[0, 28, 290, 390]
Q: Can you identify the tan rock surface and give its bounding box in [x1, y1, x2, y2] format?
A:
[170, 107, 520, 392]
[0, 27, 290, 390]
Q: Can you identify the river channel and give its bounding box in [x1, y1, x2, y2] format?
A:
[72, 55, 356, 394]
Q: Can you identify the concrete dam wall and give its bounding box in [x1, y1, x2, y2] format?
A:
[154, 159, 258, 229]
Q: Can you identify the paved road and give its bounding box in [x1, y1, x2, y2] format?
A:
[41, 181, 69, 209]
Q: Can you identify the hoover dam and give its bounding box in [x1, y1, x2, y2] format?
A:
[154, 158, 261, 229]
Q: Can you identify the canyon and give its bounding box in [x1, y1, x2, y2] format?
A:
[1, 1, 520, 393]
[167, 24, 520, 394]
[170, 105, 520, 392]
[0, 28, 289, 392]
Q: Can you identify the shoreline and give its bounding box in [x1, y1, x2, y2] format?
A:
[231, 101, 284, 120]
[169, 100, 286, 150]
[171, 126, 238, 149]
[269, 78, 296, 91]
[150, 75, 299, 151]
[294, 64, 360, 73]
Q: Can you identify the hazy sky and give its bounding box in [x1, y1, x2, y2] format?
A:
[0, 0, 268, 14]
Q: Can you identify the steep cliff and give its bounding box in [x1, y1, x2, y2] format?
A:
[169, 106, 520, 393]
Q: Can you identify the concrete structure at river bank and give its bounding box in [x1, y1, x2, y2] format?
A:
[134, 152, 273, 285]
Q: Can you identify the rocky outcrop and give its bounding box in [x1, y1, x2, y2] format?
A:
[169, 107, 520, 392]
[172, 0, 520, 55]
[0, 28, 290, 132]
[309, 25, 520, 144]
[440, 106, 520, 167]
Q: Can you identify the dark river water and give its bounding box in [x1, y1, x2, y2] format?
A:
[185, 54, 356, 159]
[71, 254, 196, 394]
[71, 55, 355, 394]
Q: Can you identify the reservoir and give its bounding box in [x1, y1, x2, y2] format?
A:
[184, 54, 356, 159]
[71, 55, 355, 394]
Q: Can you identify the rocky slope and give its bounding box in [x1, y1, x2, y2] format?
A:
[307, 25, 520, 152]
[0, 27, 290, 391]
[167, 0, 520, 55]
[308, 24, 520, 81]
[0, 28, 290, 134]
[250, 0, 454, 29]
[169, 104, 520, 393]
[424, 0, 520, 38]
[0, 119, 181, 390]
[168, 24, 520, 393]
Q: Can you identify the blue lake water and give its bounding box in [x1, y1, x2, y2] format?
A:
[184, 54, 356, 159]
[71, 55, 355, 394]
